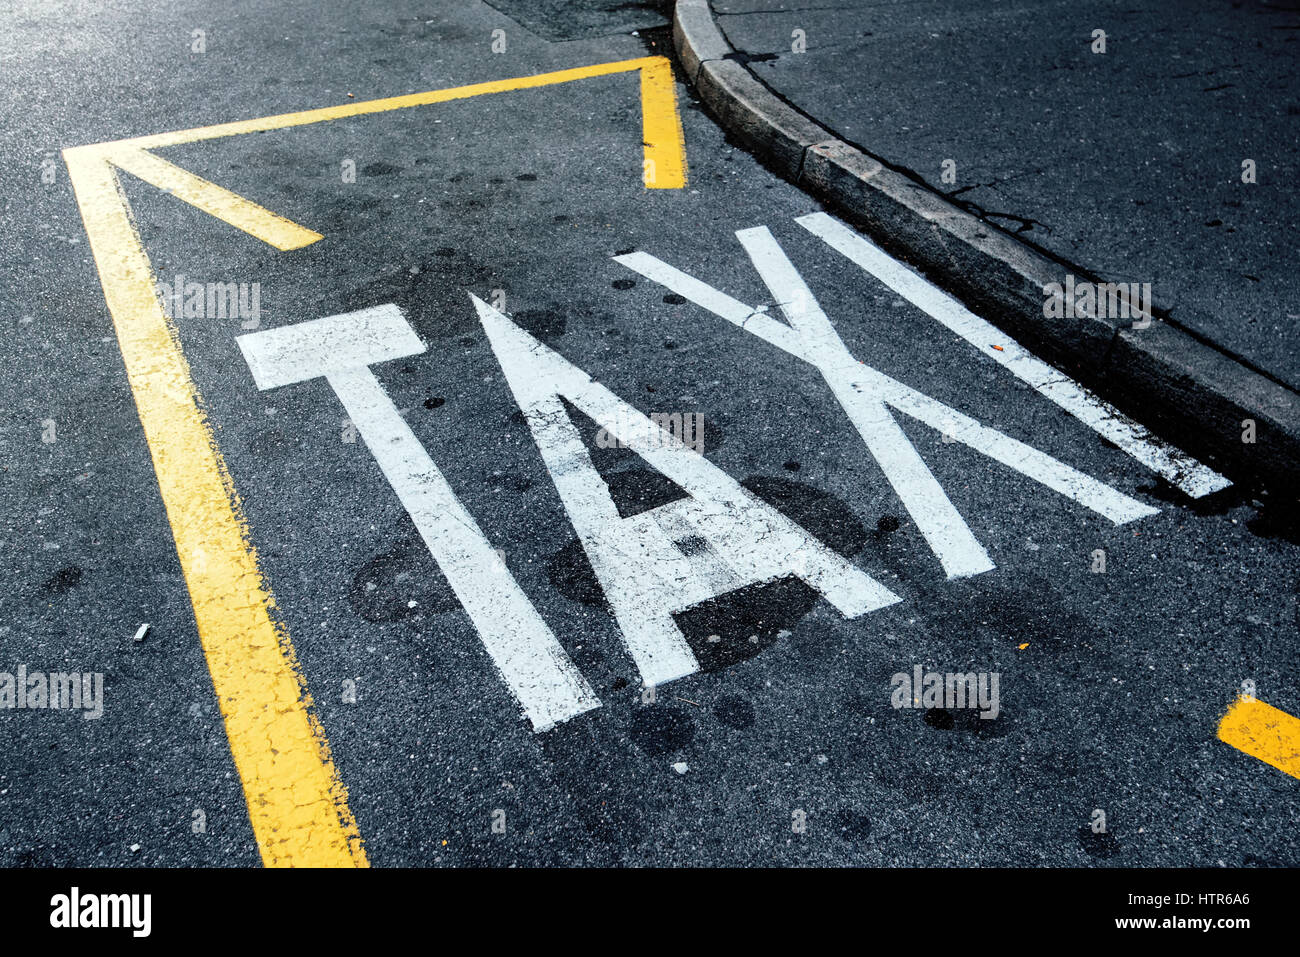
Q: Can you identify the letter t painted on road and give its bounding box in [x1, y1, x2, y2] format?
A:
[237, 304, 600, 731]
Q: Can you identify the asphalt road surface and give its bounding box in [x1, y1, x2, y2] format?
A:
[0, 0, 1296, 868]
[715, 0, 1300, 390]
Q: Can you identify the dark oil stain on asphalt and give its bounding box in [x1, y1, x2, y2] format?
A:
[916, 570, 1102, 660]
[628, 705, 696, 756]
[742, 476, 870, 556]
[678, 577, 815, 672]
[547, 539, 610, 610]
[491, 473, 534, 494]
[545, 473, 868, 676]
[603, 468, 687, 519]
[567, 402, 686, 518]
[713, 694, 756, 730]
[837, 811, 873, 842]
[512, 308, 567, 342]
[701, 474, 874, 666]
[348, 524, 459, 622]
[1077, 825, 1121, 859]
[537, 714, 648, 847]
[547, 473, 869, 672]
[41, 565, 83, 595]
[923, 706, 1008, 738]
[338, 254, 496, 341]
[924, 707, 955, 730]
[541, 668, 701, 820]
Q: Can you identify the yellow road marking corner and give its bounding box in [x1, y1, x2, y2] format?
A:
[63, 148, 367, 868]
[62, 55, 691, 867]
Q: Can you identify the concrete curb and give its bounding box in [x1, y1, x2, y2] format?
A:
[673, 0, 1300, 492]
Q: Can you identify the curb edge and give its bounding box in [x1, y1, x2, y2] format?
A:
[672, 0, 1300, 491]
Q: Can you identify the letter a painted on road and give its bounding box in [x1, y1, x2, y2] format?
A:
[472, 294, 901, 689]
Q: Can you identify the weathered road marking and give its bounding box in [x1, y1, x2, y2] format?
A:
[796, 213, 1230, 500]
[110, 56, 684, 188]
[1218, 696, 1300, 781]
[109, 146, 322, 250]
[240, 300, 900, 721]
[64, 56, 689, 866]
[474, 294, 901, 689]
[69, 55, 685, 248]
[64, 152, 367, 869]
[237, 306, 601, 732]
[618, 221, 1176, 579]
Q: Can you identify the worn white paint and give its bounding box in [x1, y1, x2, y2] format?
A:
[736, 226, 993, 579]
[472, 293, 901, 688]
[616, 229, 1162, 580]
[237, 305, 600, 731]
[796, 212, 1231, 499]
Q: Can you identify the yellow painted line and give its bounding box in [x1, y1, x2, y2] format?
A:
[639, 56, 687, 189]
[1217, 695, 1300, 781]
[63, 148, 367, 867]
[61, 55, 690, 868]
[108, 147, 322, 250]
[94, 56, 687, 189]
